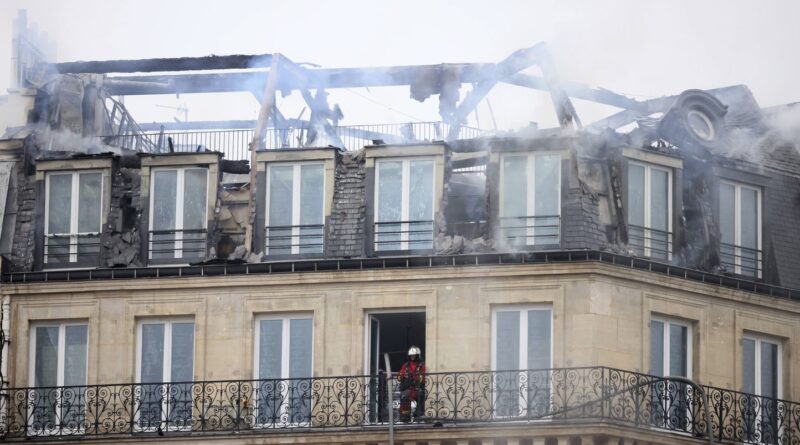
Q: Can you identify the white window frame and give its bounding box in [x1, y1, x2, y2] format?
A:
[44, 170, 104, 264]
[28, 321, 89, 436]
[498, 153, 561, 245]
[265, 162, 326, 255]
[743, 334, 782, 399]
[650, 316, 692, 378]
[720, 180, 762, 278]
[148, 167, 209, 260]
[490, 305, 553, 419]
[373, 157, 435, 251]
[628, 162, 673, 260]
[134, 318, 195, 432]
[252, 314, 314, 428]
[743, 333, 783, 444]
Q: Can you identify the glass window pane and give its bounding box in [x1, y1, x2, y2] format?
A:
[289, 318, 313, 378]
[47, 174, 72, 234]
[650, 169, 669, 232]
[502, 156, 527, 218]
[34, 326, 59, 387]
[743, 338, 756, 394]
[740, 188, 759, 277]
[170, 322, 194, 382]
[534, 155, 560, 245]
[267, 166, 293, 254]
[627, 165, 645, 227]
[300, 164, 324, 254]
[152, 170, 177, 231]
[377, 161, 402, 222]
[182, 169, 207, 230]
[669, 324, 688, 377]
[409, 160, 434, 249]
[719, 183, 735, 245]
[650, 320, 664, 376]
[64, 325, 88, 386]
[761, 342, 778, 399]
[534, 155, 560, 216]
[140, 324, 165, 383]
[495, 311, 520, 370]
[527, 310, 551, 370]
[78, 172, 102, 233]
[502, 156, 528, 247]
[258, 320, 283, 379]
[376, 161, 402, 251]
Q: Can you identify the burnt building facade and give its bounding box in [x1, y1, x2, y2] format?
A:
[1, 18, 800, 445]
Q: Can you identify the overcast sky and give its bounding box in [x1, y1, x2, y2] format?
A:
[1, 0, 798, 130]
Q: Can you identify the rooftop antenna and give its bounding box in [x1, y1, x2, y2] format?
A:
[156, 103, 189, 122]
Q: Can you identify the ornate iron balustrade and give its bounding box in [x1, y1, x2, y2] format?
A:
[1, 367, 798, 442]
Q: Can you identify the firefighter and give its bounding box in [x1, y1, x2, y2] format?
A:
[397, 346, 425, 422]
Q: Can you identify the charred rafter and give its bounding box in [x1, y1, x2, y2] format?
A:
[53, 54, 274, 74]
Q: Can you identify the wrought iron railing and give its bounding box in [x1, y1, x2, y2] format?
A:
[628, 224, 672, 261]
[148, 229, 207, 260]
[265, 224, 324, 255]
[499, 215, 560, 247]
[720, 242, 762, 278]
[44, 233, 101, 266]
[374, 220, 434, 251]
[1, 367, 797, 442]
[100, 122, 491, 160]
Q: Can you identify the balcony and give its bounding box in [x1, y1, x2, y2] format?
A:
[499, 215, 561, 247]
[628, 224, 673, 261]
[1, 366, 797, 443]
[720, 242, 762, 279]
[265, 224, 325, 256]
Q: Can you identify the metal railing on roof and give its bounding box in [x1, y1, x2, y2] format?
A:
[0, 366, 795, 442]
[99, 122, 490, 160]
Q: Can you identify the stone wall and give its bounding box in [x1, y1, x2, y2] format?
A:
[9, 162, 35, 272]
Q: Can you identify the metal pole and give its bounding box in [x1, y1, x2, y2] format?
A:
[665, 375, 713, 445]
[384, 353, 394, 445]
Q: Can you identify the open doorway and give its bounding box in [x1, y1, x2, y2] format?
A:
[365, 310, 426, 422]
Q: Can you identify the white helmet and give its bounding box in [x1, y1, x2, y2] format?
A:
[408, 346, 421, 357]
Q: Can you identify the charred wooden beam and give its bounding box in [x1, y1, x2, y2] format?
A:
[103, 63, 495, 95]
[53, 54, 274, 74]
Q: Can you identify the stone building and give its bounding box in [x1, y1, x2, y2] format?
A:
[0, 26, 799, 445]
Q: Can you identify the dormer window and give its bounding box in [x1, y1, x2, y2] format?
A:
[36, 156, 111, 270]
[374, 158, 434, 251]
[255, 149, 335, 258]
[45, 171, 103, 266]
[366, 143, 444, 254]
[266, 162, 324, 255]
[140, 153, 219, 264]
[149, 167, 208, 260]
[499, 153, 561, 247]
[627, 162, 672, 260]
[720, 181, 761, 278]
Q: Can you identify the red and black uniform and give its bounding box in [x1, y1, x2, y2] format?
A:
[398, 358, 425, 421]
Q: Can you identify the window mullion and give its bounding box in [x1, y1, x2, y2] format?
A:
[662, 321, 670, 376]
[754, 338, 761, 397]
[519, 310, 528, 371]
[174, 169, 185, 259]
[527, 156, 535, 244]
[401, 160, 410, 250]
[734, 185, 742, 273]
[292, 164, 302, 254]
[70, 173, 80, 262]
[644, 167, 652, 256]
